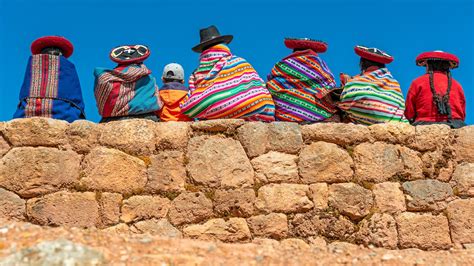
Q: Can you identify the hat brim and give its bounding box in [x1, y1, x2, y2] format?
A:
[31, 36, 74, 58]
[416, 51, 459, 69]
[192, 35, 233, 53]
[355, 46, 393, 64]
[284, 38, 328, 53]
[109, 45, 151, 64]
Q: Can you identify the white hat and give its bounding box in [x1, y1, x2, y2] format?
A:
[162, 63, 184, 81]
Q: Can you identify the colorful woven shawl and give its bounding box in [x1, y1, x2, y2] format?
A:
[266, 50, 338, 122]
[13, 54, 85, 122]
[339, 68, 408, 125]
[180, 44, 275, 121]
[94, 64, 162, 118]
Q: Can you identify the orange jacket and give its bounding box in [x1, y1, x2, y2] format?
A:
[158, 82, 192, 122]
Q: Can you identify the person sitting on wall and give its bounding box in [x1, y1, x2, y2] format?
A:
[266, 38, 340, 123]
[94, 44, 162, 123]
[180, 25, 275, 121]
[405, 51, 466, 128]
[158, 63, 192, 121]
[13, 36, 86, 122]
[338, 45, 407, 125]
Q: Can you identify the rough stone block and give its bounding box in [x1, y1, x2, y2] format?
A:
[187, 136, 254, 189]
[236, 122, 269, 158]
[98, 192, 122, 227]
[446, 199, 474, 244]
[80, 147, 147, 195]
[301, 123, 371, 146]
[328, 183, 373, 220]
[183, 218, 251, 242]
[0, 147, 81, 198]
[355, 213, 398, 249]
[66, 120, 99, 153]
[0, 135, 10, 157]
[98, 120, 156, 156]
[368, 122, 415, 145]
[409, 124, 452, 152]
[396, 212, 452, 250]
[402, 179, 454, 211]
[451, 163, 474, 196]
[26, 191, 100, 228]
[255, 184, 313, 213]
[247, 213, 288, 239]
[298, 142, 353, 183]
[121, 195, 170, 223]
[373, 182, 406, 213]
[190, 119, 245, 134]
[291, 212, 356, 240]
[146, 151, 186, 193]
[3, 118, 68, 147]
[0, 188, 25, 220]
[213, 189, 256, 218]
[130, 219, 182, 238]
[454, 126, 474, 163]
[308, 183, 328, 210]
[251, 151, 299, 184]
[267, 122, 303, 154]
[155, 122, 190, 150]
[168, 192, 213, 226]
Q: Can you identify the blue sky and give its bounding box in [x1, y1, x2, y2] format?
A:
[1, 0, 472, 123]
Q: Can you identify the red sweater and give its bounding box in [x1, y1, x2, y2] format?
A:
[405, 72, 466, 122]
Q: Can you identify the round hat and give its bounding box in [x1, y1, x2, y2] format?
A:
[31, 36, 74, 58]
[416, 51, 459, 69]
[284, 38, 328, 53]
[354, 45, 393, 64]
[192, 25, 233, 53]
[162, 63, 185, 80]
[110, 44, 150, 64]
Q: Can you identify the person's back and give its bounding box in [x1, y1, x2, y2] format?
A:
[159, 63, 191, 121]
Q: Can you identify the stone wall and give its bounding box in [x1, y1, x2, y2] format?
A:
[0, 118, 473, 250]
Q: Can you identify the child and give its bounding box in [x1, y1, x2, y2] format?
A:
[158, 63, 191, 121]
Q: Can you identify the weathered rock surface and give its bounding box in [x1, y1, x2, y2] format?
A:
[66, 120, 99, 153]
[301, 123, 371, 146]
[267, 123, 303, 154]
[168, 192, 213, 226]
[0, 188, 25, 220]
[191, 119, 245, 134]
[446, 199, 474, 244]
[402, 179, 454, 211]
[0, 135, 10, 157]
[454, 126, 474, 162]
[213, 189, 256, 218]
[369, 122, 415, 145]
[187, 136, 254, 188]
[155, 122, 190, 150]
[236, 122, 269, 158]
[251, 151, 299, 183]
[97, 192, 122, 227]
[308, 183, 328, 210]
[146, 151, 186, 193]
[247, 213, 288, 239]
[3, 118, 68, 147]
[409, 124, 452, 152]
[183, 218, 251, 242]
[356, 213, 398, 249]
[255, 184, 313, 213]
[0, 147, 81, 198]
[99, 120, 156, 156]
[130, 219, 182, 238]
[121, 196, 170, 223]
[299, 142, 353, 183]
[373, 182, 406, 213]
[328, 183, 373, 220]
[291, 212, 356, 240]
[451, 163, 474, 196]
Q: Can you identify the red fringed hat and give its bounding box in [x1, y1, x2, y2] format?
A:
[31, 36, 74, 58]
[109, 45, 151, 64]
[354, 45, 393, 64]
[416, 51, 459, 69]
[284, 38, 328, 53]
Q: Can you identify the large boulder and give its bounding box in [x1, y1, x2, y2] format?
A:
[3, 118, 68, 147]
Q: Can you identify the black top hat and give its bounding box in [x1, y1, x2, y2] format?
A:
[192, 25, 233, 53]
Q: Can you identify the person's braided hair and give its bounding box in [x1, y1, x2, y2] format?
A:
[427, 60, 452, 120]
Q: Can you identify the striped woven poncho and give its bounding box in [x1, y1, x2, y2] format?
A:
[266, 50, 338, 122]
[180, 44, 275, 121]
[338, 68, 408, 125]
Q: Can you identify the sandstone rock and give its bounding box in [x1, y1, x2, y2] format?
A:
[291, 212, 356, 241]
[236, 122, 269, 158]
[328, 183, 373, 220]
[298, 142, 353, 183]
[66, 120, 99, 153]
[398, 146, 424, 180]
[309, 183, 328, 210]
[102, 223, 130, 234]
[146, 151, 186, 193]
[255, 184, 313, 213]
[373, 182, 406, 213]
[168, 192, 213, 226]
[446, 199, 474, 244]
[421, 149, 455, 181]
[247, 213, 288, 239]
[155, 122, 190, 150]
[307, 237, 327, 251]
[301, 123, 371, 146]
[451, 163, 474, 196]
[121, 195, 170, 223]
[252, 238, 280, 247]
[3, 118, 68, 147]
[368, 123, 415, 145]
[131, 219, 183, 238]
[454, 126, 474, 162]
[183, 218, 251, 242]
[0, 135, 10, 157]
[353, 142, 403, 183]
[187, 136, 254, 189]
[356, 213, 398, 249]
[279, 238, 310, 250]
[267, 122, 303, 154]
[0, 147, 81, 198]
[98, 192, 122, 227]
[251, 151, 299, 183]
[27, 191, 100, 227]
[409, 124, 452, 152]
[402, 179, 454, 211]
[191, 119, 245, 133]
[396, 212, 452, 250]
[0, 188, 25, 220]
[99, 120, 156, 156]
[214, 189, 256, 217]
[80, 147, 147, 195]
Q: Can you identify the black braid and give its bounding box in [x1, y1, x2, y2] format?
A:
[428, 64, 453, 121]
[444, 70, 453, 122]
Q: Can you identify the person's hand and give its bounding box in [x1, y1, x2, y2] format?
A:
[339, 73, 351, 87]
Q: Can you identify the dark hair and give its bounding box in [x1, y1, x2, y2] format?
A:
[360, 58, 385, 72]
[41, 47, 63, 56]
[427, 60, 451, 73]
[163, 78, 183, 83]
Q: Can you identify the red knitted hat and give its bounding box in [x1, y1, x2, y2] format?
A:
[354, 45, 393, 64]
[284, 38, 328, 53]
[110, 45, 151, 64]
[31, 36, 74, 58]
[416, 51, 459, 69]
